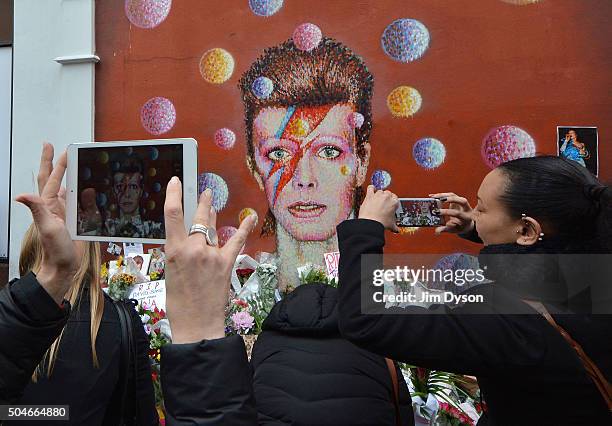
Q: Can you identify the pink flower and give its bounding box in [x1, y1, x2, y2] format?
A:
[231, 310, 255, 333]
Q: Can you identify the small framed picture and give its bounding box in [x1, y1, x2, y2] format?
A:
[127, 253, 152, 275]
[557, 126, 598, 176]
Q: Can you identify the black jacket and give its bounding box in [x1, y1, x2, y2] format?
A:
[161, 335, 257, 425]
[252, 283, 414, 426]
[0, 273, 256, 426]
[0, 273, 70, 404]
[336, 219, 612, 426]
[3, 275, 158, 426]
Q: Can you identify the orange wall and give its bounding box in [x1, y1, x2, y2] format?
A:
[95, 0, 612, 256]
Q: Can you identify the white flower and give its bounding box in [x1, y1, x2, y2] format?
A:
[144, 324, 152, 335]
[140, 313, 151, 324]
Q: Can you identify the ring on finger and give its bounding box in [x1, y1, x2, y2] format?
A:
[189, 223, 219, 246]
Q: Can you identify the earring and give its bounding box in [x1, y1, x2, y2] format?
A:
[538, 232, 544, 241]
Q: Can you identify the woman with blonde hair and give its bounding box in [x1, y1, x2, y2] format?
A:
[6, 144, 157, 426]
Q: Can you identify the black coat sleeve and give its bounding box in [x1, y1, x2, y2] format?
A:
[127, 303, 159, 425]
[336, 219, 547, 376]
[0, 273, 70, 403]
[160, 334, 257, 426]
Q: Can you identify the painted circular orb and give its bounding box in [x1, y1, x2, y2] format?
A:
[143, 191, 149, 199]
[198, 173, 229, 212]
[96, 192, 107, 207]
[214, 128, 236, 150]
[482, 125, 536, 169]
[387, 86, 422, 117]
[399, 227, 419, 235]
[251, 76, 274, 99]
[347, 112, 364, 129]
[381, 18, 430, 63]
[218, 226, 238, 247]
[124, 0, 172, 29]
[152, 182, 162, 193]
[141, 97, 176, 135]
[413, 138, 446, 169]
[97, 151, 109, 164]
[148, 168, 157, 177]
[500, 0, 540, 4]
[150, 147, 159, 160]
[249, 0, 284, 16]
[371, 170, 392, 190]
[292, 23, 322, 52]
[199, 48, 235, 84]
[239, 208, 258, 225]
[146, 200, 156, 210]
[80, 167, 91, 180]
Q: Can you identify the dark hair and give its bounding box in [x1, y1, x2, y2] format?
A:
[114, 154, 144, 177]
[497, 156, 611, 252]
[238, 37, 374, 236]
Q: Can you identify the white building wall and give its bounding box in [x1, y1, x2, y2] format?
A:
[9, 0, 95, 278]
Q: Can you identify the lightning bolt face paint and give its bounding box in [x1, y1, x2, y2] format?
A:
[252, 103, 361, 241]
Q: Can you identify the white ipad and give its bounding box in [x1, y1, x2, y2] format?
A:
[66, 138, 198, 244]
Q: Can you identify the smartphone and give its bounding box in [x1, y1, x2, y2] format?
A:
[66, 138, 198, 243]
[395, 198, 444, 227]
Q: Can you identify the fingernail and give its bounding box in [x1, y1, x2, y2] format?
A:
[439, 197, 447, 202]
[204, 188, 212, 196]
[170, 176, 179, 184]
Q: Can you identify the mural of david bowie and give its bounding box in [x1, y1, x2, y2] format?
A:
[239, 37, 374, 291]
[78, 154, 162, 239]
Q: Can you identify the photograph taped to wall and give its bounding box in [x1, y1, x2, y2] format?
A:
[396, 198, 444, 227]
[127, 252, 152, 276]
[557, 126, 599, 176]
[66, 139, 198, 243]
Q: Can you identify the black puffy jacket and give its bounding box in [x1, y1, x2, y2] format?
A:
[251, 283, 414, 425]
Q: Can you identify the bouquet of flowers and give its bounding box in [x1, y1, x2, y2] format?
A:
[400, 364, 481, 425]
[296, 262, 337, 289]
[435, 402, 475, 426]
[226, 261, 279, 335]
[148, 248, 166, 281]
[138, 305, 171, 424]
[106, 256, 146, 300]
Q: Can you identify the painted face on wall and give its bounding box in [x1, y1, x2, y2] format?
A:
[252, 103, 369, 241]
[113, 172, 143, 215]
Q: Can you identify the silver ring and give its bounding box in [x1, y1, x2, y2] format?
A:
[189, 223, 218, 246]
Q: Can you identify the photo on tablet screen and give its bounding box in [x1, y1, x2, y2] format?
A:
[76, 144, 183, 239]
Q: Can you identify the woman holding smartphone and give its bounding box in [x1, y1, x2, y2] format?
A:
[336, 155, 611, 425]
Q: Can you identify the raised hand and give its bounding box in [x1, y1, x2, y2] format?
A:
[163, 179, 257, 344]
[429, 192, 474, 236]
[15, 144, 78, 304]
[358, 185, 400, 233]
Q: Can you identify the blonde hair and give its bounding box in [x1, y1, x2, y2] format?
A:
[19, 224, 105, 379]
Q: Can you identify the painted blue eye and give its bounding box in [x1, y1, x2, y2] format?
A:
[317, 146, 342, 159]
[268, 148, 292, 162]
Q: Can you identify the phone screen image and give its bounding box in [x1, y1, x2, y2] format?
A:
[395, 198, 443, 227]
[76, 144, 183, 239]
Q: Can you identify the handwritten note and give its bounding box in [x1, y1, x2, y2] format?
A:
[128, 280, 166, 311]
[323, 251, 340, 279]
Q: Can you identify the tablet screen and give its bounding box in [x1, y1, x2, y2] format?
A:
[76, 144, 183, 239]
